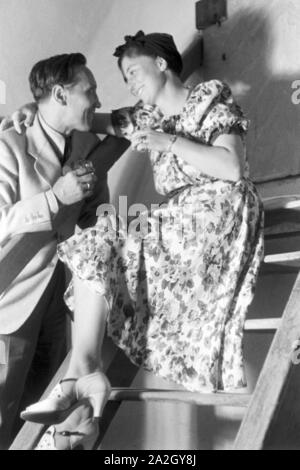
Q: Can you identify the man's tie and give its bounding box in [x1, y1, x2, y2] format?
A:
[62, 135, 73, 167]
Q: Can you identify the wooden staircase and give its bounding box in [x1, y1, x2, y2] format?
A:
[9, 193, 300, 450]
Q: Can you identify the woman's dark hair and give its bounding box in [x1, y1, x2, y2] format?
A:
[29, 53, 87, 102]
[117, 44, 157, 73]
[114, 31, 183, 76]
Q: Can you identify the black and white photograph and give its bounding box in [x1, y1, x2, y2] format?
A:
[0, 0, 299, 452]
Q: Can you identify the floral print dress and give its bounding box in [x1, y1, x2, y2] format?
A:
[58, 80, 264, 392]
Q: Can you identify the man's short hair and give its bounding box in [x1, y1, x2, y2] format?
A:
[29, 53, 87, 102]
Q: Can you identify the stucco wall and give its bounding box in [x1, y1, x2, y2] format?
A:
[202, 0, 300, 182]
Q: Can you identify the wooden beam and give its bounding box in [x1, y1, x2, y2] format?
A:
[263, 195, 300, 211]
[244, 318, 281, 332]
[108, 388, 250, 407]
[264, 251, 300, 269]
[264, 362, 300, 449]
[265, 230, 300, 242]
[258, 179, 300, 237]
[256, 176, 300, 200]
[0, 233, 47, 296]
[262, 194, 300, 238]
[264, 208, 300, 231]
[234, 271, 300, 450]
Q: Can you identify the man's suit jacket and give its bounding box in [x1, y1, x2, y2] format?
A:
[0, 115, 126, 334]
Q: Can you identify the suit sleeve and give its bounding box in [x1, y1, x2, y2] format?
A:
[0, 140, 54, 246]
[77, 136, 130, 229]
[76, 140, 110, 229]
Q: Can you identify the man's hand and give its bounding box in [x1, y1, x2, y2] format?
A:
[53, 164, 97, 206]
[0, 102, 37, 133]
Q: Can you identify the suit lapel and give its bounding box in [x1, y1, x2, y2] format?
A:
[26, 116, 62, 186]
[27, 117, 100, 180]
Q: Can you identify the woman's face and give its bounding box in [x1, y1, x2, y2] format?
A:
[121, 54, 166, 105]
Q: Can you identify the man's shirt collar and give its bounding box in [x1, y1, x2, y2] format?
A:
[38, 111, 67, 159]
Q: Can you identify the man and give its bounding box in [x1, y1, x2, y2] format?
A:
[0, 53, 127, 449]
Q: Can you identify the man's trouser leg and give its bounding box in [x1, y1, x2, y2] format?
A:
[0, 261, 68, 449]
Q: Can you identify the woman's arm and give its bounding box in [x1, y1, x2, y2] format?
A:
[131, 130, 245, 182]
[0, 104, 117, 137]
[172, 133, 244, 182]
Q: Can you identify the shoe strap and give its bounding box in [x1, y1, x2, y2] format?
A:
[59, 377, 77, 385]
[59, 430, 84, 437]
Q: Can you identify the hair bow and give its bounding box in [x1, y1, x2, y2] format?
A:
[113, 30, 146, 57]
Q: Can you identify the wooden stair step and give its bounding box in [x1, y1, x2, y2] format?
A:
[244, 318, 281, 332]
[263, 195, 300, 211]
[264, 251, 300, 268]
[109, 388, 251, 407]
[234, 270, 300, 449]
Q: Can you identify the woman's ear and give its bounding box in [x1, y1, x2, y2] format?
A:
[156, 57, 168, 72]
[52, 84, 67, 105]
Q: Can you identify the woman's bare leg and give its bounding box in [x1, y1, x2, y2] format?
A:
[20, 277, 111, 423]
[65, 276, 109, 380]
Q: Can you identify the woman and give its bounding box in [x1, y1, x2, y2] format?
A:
[9, 31, 263, 442]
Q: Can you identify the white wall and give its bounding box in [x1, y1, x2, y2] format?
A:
[0, 0, 197, 113]
[202, 0, 300, 182]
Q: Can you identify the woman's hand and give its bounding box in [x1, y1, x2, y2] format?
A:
[131, 129, 174, 153]
[133, 129, 244, 182]
[0, 102, 37, 134]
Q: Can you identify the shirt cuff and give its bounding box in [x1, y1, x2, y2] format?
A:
[45, 189, 60, 217]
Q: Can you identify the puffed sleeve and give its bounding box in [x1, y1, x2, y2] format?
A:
[192, 80, 249, 144]
[111, 102, 162, 139]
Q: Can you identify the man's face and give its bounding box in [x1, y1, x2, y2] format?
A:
[65, 66, 101, 132]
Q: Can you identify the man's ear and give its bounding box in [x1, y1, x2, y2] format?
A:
[156, 57, 168, 72]
[52, 84, 67, 105]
